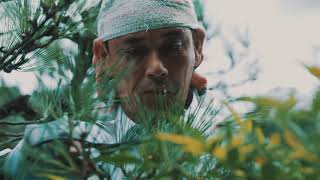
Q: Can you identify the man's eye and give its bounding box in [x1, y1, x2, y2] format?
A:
[167, 41, 183, 50]
[123, 48, 145, 58]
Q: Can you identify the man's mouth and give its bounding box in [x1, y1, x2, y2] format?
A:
[144, 89, 169, 96]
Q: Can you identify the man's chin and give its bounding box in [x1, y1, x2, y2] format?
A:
[141, 95, 186, 116]
[141, 94, 177, 109]
[120, 95, 185, 123]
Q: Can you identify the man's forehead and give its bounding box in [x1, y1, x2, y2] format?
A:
[108, 27, 192, 44]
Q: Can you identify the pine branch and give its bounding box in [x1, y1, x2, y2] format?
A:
[0, 14, 57, 72]
[0, 137, 22, 147]
[0, 133, 24, 137]
[0, 1, 73, 73]
[0, 120, 49, 126]
[70, 33, 94, 113]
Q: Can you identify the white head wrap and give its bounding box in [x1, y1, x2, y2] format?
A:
[97, 0, 201, 41]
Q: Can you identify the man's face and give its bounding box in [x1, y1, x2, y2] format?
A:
[96, 27, 204, 120]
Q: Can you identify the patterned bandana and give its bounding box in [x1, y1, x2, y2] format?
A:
[97, 0, 201, 41]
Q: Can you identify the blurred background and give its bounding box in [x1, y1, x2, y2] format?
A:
[200, 0, 320, 100]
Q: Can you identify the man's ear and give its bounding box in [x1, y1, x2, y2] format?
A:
[92, 38, 110, 99]
[92, 38, 108, 65]
[193, 28, 205, 68]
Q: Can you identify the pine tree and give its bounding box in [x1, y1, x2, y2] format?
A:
[1, 0, 319, 179]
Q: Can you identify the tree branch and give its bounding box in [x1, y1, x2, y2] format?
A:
[0, 121, 50, 126]
[0, 133, 24, 137]
[0, 137, 22, 147]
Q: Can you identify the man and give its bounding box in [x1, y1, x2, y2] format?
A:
[92, 0, 207, 121]
[3, 0, 209, 178]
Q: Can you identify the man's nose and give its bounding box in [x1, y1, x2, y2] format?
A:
[145, 52, 168, 79]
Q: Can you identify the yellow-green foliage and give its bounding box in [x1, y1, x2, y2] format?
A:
[154, 66, 320, 179]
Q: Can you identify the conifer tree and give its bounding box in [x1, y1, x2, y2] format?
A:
[1, 0, 319, 179]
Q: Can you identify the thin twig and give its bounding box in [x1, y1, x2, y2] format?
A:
[0, 133, 24, 137]
[0, 137, 22, 146]
[0, 120, 50, 126]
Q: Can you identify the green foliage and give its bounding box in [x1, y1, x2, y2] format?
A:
[0, 81, 21, 106]
[0, 0, 100, 72]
